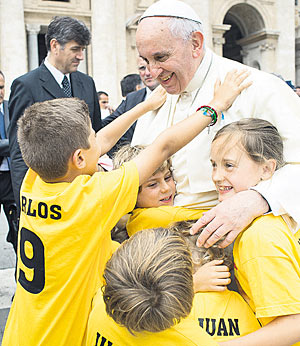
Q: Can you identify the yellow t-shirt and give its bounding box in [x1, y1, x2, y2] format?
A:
[189, 290, 260, 341]
[2, 162, 139, 346]
[295, 228, 300, 245]
[85, 289, 219, 346]
[234, 214, 300, 345]
[127, 206, 205, 236]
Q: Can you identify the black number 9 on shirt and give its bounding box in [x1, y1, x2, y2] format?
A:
[19, 227, 45, 294]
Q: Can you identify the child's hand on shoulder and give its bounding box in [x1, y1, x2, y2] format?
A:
[144, 85, 167, 111]
[211, 69, 252, 112]
[193, 259, 231, 293]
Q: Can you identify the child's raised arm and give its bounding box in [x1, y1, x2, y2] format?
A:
[96, 86, 166, 155]
[220, 314, 300, 346]
[134, 69, 251, 185]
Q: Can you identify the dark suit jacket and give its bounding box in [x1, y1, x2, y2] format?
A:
[0, 100, 10, 164]
[102, 88, 147, 158]
[8, 63, 102, 209]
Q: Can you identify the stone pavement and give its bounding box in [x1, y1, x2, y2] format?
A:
[0, 209, 16, 344]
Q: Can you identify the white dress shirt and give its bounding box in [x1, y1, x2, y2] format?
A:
[44, 57, 70, 88]
[0, 102, 9, 171]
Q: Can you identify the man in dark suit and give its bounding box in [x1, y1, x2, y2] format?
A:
[0, 71, 18, 252]
[8, 16, 101, 213]
[102, 57, 159, 158]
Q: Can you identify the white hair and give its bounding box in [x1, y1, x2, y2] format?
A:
[167, 17, 204, 42]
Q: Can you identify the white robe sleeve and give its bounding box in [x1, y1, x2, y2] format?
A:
[247, 73, 300, 225]
[253, 165, 300, 225]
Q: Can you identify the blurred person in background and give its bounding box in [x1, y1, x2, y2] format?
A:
[102, 57, 159, 158]
[97, 91, 114, 119]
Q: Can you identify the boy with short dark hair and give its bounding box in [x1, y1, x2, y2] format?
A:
[4, 94, 165, 346]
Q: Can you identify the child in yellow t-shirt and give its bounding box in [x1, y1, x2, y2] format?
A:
[169, 220, 260, 342]
[85, 227, 219, 346]
[209, 119, 300, 346]
[85, 221, 259, 346]
[2, 71, 249, 346]
[113, 144, 206, 237]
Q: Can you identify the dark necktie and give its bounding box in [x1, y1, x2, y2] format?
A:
[0, 109, 6, 139]
[62, 75, 72, 97]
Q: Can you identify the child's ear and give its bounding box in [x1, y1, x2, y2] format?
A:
[261, 159, 277, 181]
[72, 149, 86, 169]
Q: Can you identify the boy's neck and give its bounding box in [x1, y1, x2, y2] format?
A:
[43, 170, 88, 184]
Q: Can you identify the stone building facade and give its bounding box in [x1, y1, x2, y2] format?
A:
[0, 0, 299, 105]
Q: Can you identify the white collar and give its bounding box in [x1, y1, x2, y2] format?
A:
[44, 57, 70, 86]
[145, 87, 153, 98]
[185, 48, 213, 93]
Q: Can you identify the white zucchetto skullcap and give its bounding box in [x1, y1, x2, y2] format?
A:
[139, 0, 202, 24]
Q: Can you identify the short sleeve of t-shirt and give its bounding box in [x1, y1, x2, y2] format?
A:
[127, 206, 204, 236]
[74, 161, 140, 234]
[234, 215, 300, 324]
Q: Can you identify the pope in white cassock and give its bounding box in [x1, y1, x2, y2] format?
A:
[133, 0, 300, 247]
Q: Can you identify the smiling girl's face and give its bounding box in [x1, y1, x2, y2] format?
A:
[210, 135, 266, 202]
[136, 167, 176, 208]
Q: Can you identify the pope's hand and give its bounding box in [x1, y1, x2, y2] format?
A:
[190, 190, 269, 248]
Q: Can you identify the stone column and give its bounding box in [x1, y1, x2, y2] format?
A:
[91, 0, 120, 105]
[212, 24, 231, 56]
[259, 41, 276, 73]
[26, 24, 41, 71]
[295, 26, 300, 86]
[0, 0, 27, 97]
[77, 49, 87, 74]
[192, 0, 211, 49]
[276, 0, 295, 82]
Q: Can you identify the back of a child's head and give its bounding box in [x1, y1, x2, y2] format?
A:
[212, 118, 285, 170]
[103, 227, 194, 334]
[113, 143, 171, 174]
[18, 98, 91, 181]
[169, 220, 233, 272]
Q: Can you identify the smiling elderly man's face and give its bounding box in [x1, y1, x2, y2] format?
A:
[136, 17, 203, 95]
